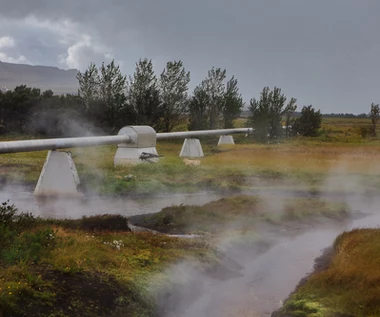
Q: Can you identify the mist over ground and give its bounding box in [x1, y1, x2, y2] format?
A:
[1, 120, 380, 316]
[1, 164, 373, 316]
[143, 164, 380, 317]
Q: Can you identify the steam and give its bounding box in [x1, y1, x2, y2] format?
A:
[320, 154, 377, 209]
[148, 156, 380, 317]
[0, 188, 225, 220]
[26, 107, 106, 137]
[2, 135, 380, 317]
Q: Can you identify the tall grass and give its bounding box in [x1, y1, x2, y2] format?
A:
[277, 229, 380, 317]
[0, 201, 216, 316]
[1, 117, 380, 194]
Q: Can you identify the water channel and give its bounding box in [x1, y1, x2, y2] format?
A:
[2, 186, 380, 316]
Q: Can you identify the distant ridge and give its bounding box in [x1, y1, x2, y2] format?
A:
[0, 61, 79, 94]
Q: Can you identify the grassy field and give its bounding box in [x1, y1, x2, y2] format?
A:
[320, 117, 372, 142]
[1, 117, 380, 196]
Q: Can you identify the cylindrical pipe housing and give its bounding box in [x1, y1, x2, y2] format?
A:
[156, 128, 252, 140]
[0, 127, 253, 154]
[0, 135, 132, 154]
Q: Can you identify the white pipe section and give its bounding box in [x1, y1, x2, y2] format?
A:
[0, 127, 253, 154]
[156, 128, 252, 140]
[0, 135, 132, 154]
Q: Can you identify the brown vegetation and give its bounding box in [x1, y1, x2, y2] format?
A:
[274, 229, 380, 317]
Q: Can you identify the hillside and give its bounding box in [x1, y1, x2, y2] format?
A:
[0, 60, 78, 94]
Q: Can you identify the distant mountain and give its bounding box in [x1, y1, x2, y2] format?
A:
[0, 61, 79, 94]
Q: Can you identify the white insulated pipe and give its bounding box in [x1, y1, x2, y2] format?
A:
[0, 127, 252, 154]
[0, 135, 132, 154]
[156, 128, 252, 140]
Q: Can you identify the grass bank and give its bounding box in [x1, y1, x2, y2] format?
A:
[0, 193, 352, 317]
[273, 228, 380, 317]
[128, 195, 349, 234]
[0, 201, 224, 317]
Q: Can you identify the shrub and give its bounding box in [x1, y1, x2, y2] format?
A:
[360, 126, 371, 138]
[293, 105, 322, 137]
[0, 201, 53, 264]
[0, 201, 39, 233]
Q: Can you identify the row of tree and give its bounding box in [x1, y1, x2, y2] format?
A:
[77, 59, 325, 140]
[0, 59, 242, 136]
[77, 59, 243, 133]
[0, 86, 85, 136]
[0, 58, 334, 140]
[323, 113, 369, 118]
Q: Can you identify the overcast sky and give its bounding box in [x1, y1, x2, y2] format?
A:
[0, 0, 379, 113]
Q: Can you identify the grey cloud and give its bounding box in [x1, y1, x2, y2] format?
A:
[0, 0, 380, 113]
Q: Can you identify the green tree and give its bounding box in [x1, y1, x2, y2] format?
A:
[76, 62, 99, 111]
[0, 86, 89, 137]
[99, 60, 128, 131]
[0, 85, 41, 134]
[188, 83, 209, 131]
[41, 89, 54, 99]
[283, 97, 297, 137]
[159, 60, 190, 132]
[127, 58, 163, 130]
[204, 67, 226, 129]
[370, 102, 379, 137]
[247, 87, 289, 141]
[222, 76, 244, 129]
[293, 105, 322, 137]
[77, 61, 131, 132]
[247, 87, 270, 141]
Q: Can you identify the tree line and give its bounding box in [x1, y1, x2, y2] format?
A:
[323, 113, 369, 118]
[0, 59, 245, 136]
[0, 86, 85, 136]
[76, 59, 244, 134]
[5, 58, 372, 141]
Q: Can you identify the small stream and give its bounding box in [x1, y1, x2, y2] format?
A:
[2, 186, 380, 316]
[171, 206, 380, 317]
